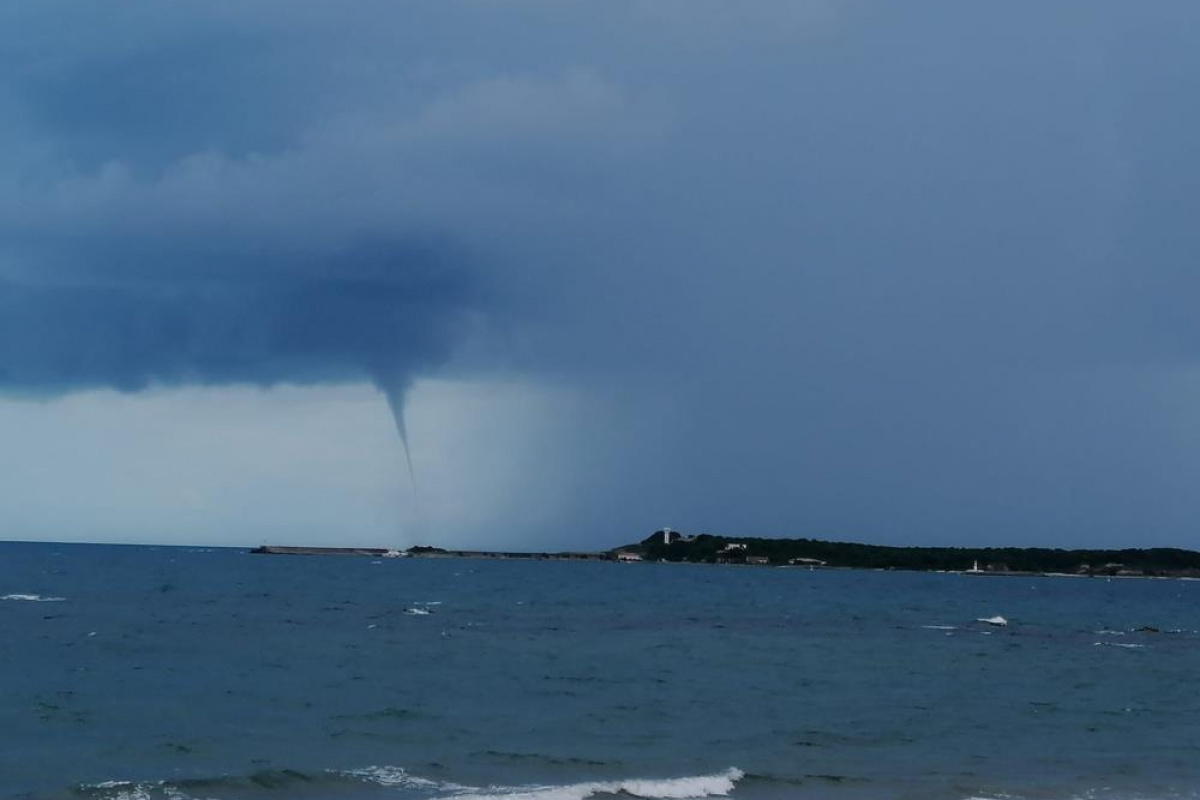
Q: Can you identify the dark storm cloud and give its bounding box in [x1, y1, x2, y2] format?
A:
[3, 0, 1200, 546]
[0, 4, 654, 395]
[0, 237, 472, 392]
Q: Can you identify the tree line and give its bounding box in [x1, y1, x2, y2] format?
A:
[629, 532, 1200, 575]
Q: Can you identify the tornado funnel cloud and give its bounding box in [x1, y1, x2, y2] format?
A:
[381, 381, 419, 497]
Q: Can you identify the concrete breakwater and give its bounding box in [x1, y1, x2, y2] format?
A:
[251, 545, 392, 556]
[250, 545, 612, 561]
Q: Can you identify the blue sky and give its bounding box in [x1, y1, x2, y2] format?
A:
[2, 1, 1199, 549]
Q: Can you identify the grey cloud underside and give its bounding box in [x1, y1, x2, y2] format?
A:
[0, 238, 474, 393]
[3, 0, 1200, 546]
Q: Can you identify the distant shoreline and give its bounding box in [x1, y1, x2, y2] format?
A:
[250, 538, 1200, 579]
[624, 530, 1200, 579]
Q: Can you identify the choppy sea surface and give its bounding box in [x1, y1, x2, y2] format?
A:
[1, 542, 1198, 800]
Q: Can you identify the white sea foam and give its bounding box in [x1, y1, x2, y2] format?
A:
[81, 781, 157, 800]
[2, 593, 66, 602]
[604, 770, 745, 799]
[343, 765, 410, 787]
[1094, 642, 1147, 649]
[342, 765, 462, 790]
[343, 766, 745, 800]
[405, 607, 433, 616]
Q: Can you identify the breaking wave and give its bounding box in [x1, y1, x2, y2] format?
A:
[78, 766, 746, 800]
[1094, 642, 1148, 649]
[342, 766, 746, 800]
[1, 593, 65, 602]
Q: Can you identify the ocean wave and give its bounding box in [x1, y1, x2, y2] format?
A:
[1, 593, 66, 602]
[342, 766, 746, 800]
[79, 766, 743, 800]
[78, 769, 330, 799]
[342, 765, 469, 791]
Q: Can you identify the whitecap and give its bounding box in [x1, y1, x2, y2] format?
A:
[343, 766, 745, 800]
[1, 593, 66, 602]
[78, 780, 159, 800]
[610, 769, 744, 799]
[921, 625, 956, 630]
[404, 607, 432, 616]
[341, 765, 462, 791]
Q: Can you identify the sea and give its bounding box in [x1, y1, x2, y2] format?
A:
[1, 542, 1198, 800]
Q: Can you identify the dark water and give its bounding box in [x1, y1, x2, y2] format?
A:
[1, 542, 1198, 800]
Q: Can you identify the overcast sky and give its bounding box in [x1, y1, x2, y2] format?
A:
[3, 1, 1199, 550]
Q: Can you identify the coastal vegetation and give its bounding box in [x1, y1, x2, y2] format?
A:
[623, 531, 1200, 577]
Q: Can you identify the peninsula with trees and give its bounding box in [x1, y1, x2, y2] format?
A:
[614, 529, 1200, 578]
